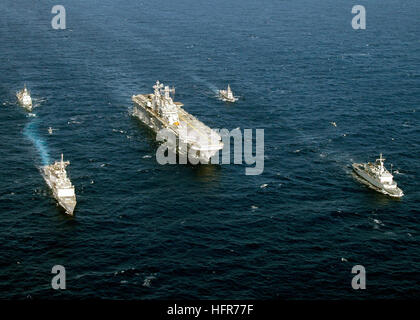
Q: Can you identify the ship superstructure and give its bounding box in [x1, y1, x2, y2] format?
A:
[132, 81, 223, 163]
[16, 85, 32, 111]
[42, 154, 76, 215]
[352, 154, 403, 198]
[219, 84, 237, 102]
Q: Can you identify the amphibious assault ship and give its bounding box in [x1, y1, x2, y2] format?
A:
[42, 154, 77, 215]
[219, 84, 237, 102]
[132, 81, 223, 163]
[16, 85, 32, 111]
[352, 154, 403, 198]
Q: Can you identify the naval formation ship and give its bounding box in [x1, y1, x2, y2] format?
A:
[42, 154, 77, 215]
[219, 84, 237, 102]
[132, 81, 223, 163]
[352, 154, 403, 198]
[16, 85, 32, 111]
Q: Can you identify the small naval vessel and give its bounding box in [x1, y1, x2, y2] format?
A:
[42, 154, 76, 215]
[47, 127, 58, 135]
[16, 85, 32, 111]
[352, 154, 403, 198]
[132, 81, 223, 163]
[219, 84, 237, 102]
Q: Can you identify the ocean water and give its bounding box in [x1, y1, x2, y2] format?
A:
[0, 0, 419, 299]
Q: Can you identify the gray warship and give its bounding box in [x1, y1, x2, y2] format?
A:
[219, 84, 237, 102]
[42, 154, 77, 215]
[16, 85, 32, 111]
[352, 153, 403, 198]
[132, 81, 223, 163]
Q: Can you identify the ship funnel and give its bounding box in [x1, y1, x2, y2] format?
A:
[171, 86, 175, 100]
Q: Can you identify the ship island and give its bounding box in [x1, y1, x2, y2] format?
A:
[42, 154, 77, 215]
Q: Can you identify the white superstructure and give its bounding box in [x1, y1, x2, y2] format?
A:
[219, 84, 237, 102]
[132, 81, 223, 163]
[352, 154, 403, 198]
[16, 85, 32, 111]
[42, 154, 77, 215]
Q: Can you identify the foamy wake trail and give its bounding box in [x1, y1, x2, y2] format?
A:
[190, 74, 219, 94]
[23, 118, 50, 166]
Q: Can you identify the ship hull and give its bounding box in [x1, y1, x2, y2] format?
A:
[221, 97, 237, 103]
[352, 164, 403, 198]
[17, 98, 32, 111]
[219, 93, 237, 103]
[132, 100, 222, 164]
[133, 102, 166, 132]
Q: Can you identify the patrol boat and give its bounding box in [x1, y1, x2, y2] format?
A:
[219, 84, 237, 102]
[352, 154, 403, 198]
[42, 154, 77, 215]
[132, 81, 223, 163]
[16, 85, 33, 111]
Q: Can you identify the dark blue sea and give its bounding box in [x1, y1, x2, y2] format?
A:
[0, 0, 419, 299]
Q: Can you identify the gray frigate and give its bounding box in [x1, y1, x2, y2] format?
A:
[42, 154, 77, 215]
[352, 153, 403, 198]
